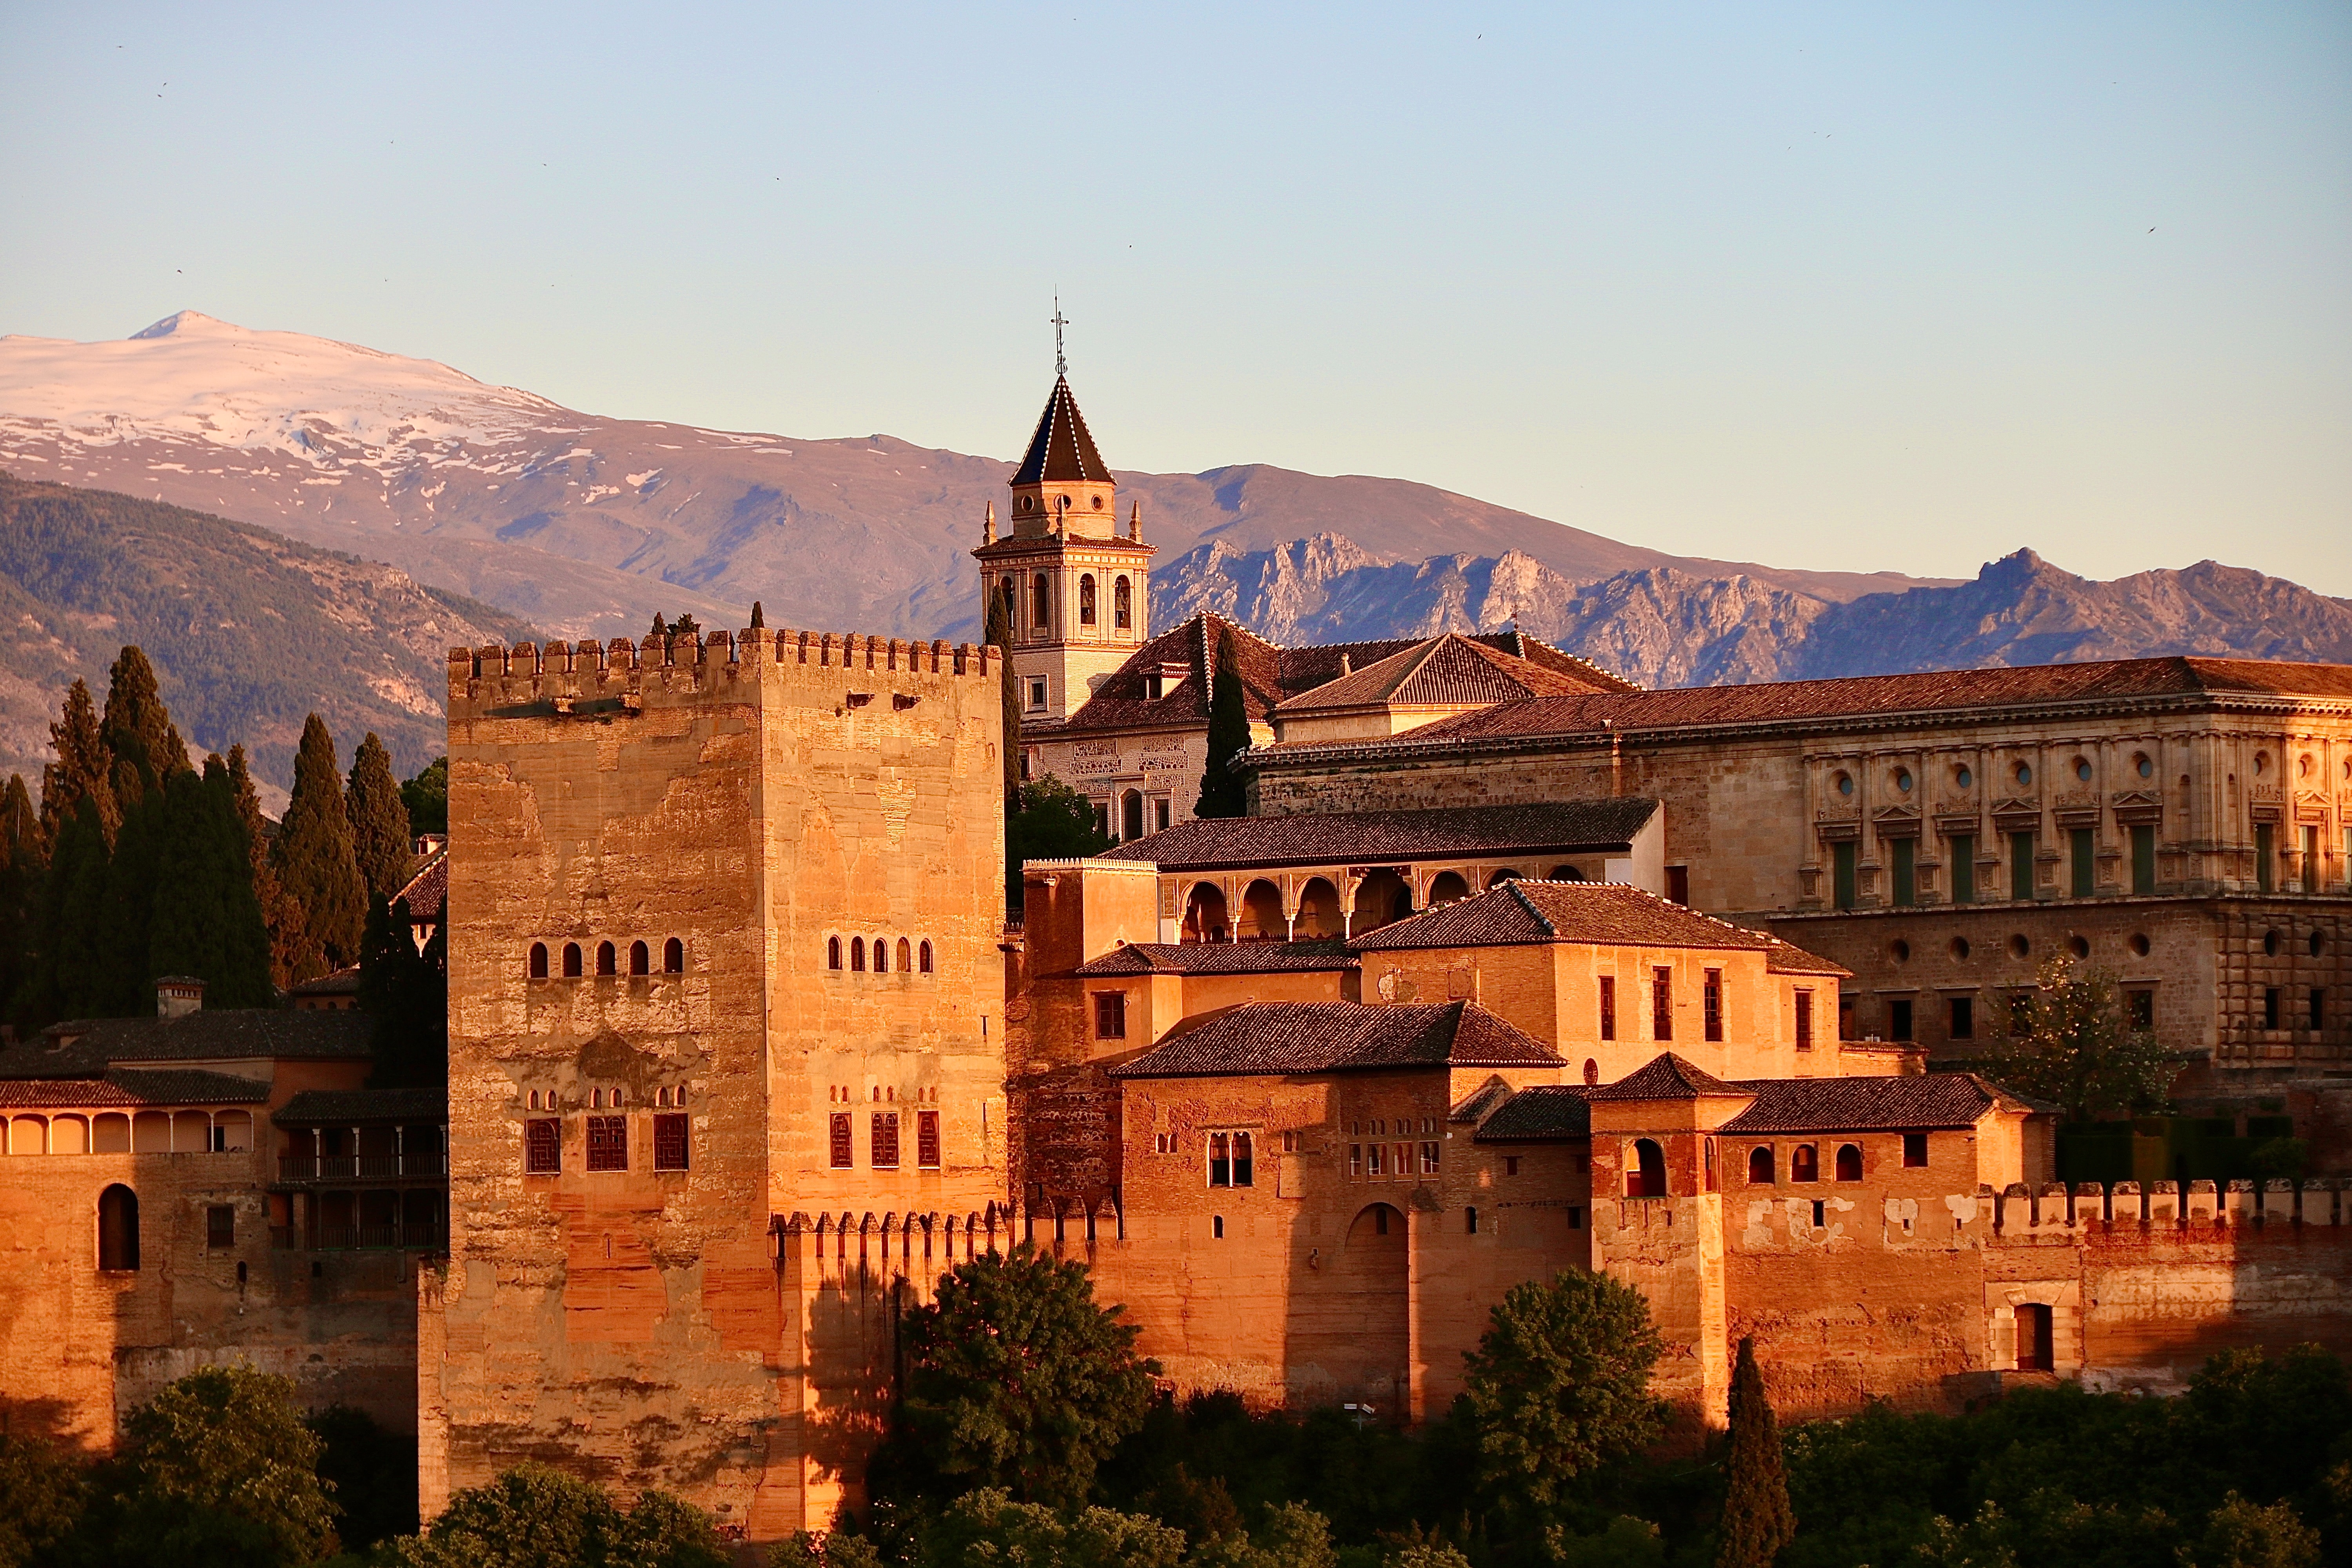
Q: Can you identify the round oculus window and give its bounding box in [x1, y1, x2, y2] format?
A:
[1955, 766, 1973, 789]
[1836, 773, 1854, 797]
[1894, 768, 1913, 792]
[2076, 760, 2093, 782]
[2137, 756, 2153, 778]
[2015, 763, 2033, 786]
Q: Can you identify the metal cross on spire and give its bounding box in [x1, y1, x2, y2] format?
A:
[1051, 295, 1069, 378]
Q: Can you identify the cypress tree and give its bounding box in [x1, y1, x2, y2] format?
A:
[271, 715, 366, 979]
[0, 774, 42, 1016]
[228, 744, 309, 989]
[148, 761, 273, 1008]
[99, 646, 187, 807]
[360, 895, 447, 1087]
[96, 781, 168, 1014]
[1192, 625, 1252, 820]
[44, 800, 113, 1021]
[345, 732, 413, 902]
[1717, 1336, 1796, 1568]
[41, 678, 117, 846]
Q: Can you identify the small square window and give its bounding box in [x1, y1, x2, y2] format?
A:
[1566, 1206, 1584, 1230]
[1093, 991, 1127, 1040]
[205, 1204, 234, 1250]
[1027, 679, 1048, 710]
[1903, 1132, 1928, 1168]
[1504, 1156, 1520, 1177]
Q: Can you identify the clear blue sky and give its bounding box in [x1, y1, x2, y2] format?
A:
[4, 3, 2347, 592]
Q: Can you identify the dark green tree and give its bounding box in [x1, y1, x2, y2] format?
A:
[16, 797, 109, 1024]
[912, 1488, 1187, 1568]
[1987, 956, 2173, 1121]
[1006, 775, 1113, 913]
[0, 1430, 88, 1568]
[898, 1243, 1159, 1508]
[1192, 625, 1251, 819]
[361, 894, 448, 1087]
[272, 713, 366, 978]
[386, 1462, 728, 1568]
[39, 677, 116, 846]
[401, 756, 450, 837]
[0, 775, 45, 1022]
[347, 730, 414, 902]
[1461, 1269, 1667, 1523]
[1718, 1336, 1795, 1568]
[306, 1403, 418, 1552]
[229, 743, 310, 988]
[98, 1365, 338, 1567]
[145, 760, 274, 1007]
[98, 644, 187, 809]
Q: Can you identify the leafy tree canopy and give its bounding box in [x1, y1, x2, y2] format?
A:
[898, 1244, 1159, 1508]
[387, 1462, 728, 1568]
[1460, 1269, 1667, 1521]
[1007, 775, 1112, 911]
[400, 756, 449, 838]
[912, 1488, 1186, 1568]
[1987, 956, 2173, 1121]
[105, 1364, 337, 1567]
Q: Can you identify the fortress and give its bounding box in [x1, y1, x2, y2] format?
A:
[2, 368, 2349, 1548]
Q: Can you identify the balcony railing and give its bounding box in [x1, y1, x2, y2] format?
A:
[272, 1223, 446, 1252]
[277, 1152, 446, 1183]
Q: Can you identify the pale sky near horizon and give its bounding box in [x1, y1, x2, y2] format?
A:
[2, 3, 2347, 594]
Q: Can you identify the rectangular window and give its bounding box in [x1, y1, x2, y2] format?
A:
[2312, 988, 2326, 1033]
[1209, 1132, 1231, 1187]
[1504, 1155, 1520, 1177]
[2131, 825, 2156, 894]
[829, 1112, 853, 1169]
[1832, 840, 1857, 910]
[1795, 990, 1813, 1050]
[1093, 991, 1127, 1040]
[1368, 1143, 1385, 1178]
[1666, 865, 1690, 905]
[2256, 823, 2274, 893]
[1027, 678, 1047, 711]
[1950, 835, 1976, 903]
[205, 1204, 234, 1249]
[1155, 799, 1171, 832]
[1349, 1143, 1363, 1178]
[1891, 837, 1916, 907]
[2071, 828, 2094, 897]
[1652, 967, 1673, 1041]
[1903, 1132, 1929, 1168]
[2264, 988, 2281, 1031]
[1566, 1206, 1584, 1230]
[2016, 1303, 2054, 1372]
[2128, 990, 2153, 1030]
[918, 1109, 941, 1169]
[1234, 1132, 1254, 1187]
[1703, 969, 1723, 1042]
[2009, 991, 2032, 1036]
[653, 1112, 689, 1172]
[2011, 830, 2036, 900]
[2303, 825, 2320, 883]
[526, 1118, 561, 1174]
[1950, 996, 1975, 1040]
[1839, 992, 1857, 1041]
[1889, 998, 1914, 1042]
[1599, 976, 1616, 1040]
[586, 1115, 628, 1172]
[871, 1112, 900, 1169]
[1420, 1141, 1440, 1176]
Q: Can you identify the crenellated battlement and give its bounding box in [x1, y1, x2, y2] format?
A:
[446, 628, 999, 698]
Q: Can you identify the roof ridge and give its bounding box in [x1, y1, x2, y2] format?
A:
[1505, 878, 1555, 936]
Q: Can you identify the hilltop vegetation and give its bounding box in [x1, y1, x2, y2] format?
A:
[0, 472, 528, 794]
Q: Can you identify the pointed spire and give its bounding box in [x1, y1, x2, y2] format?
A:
[1051, 294, 1069, 378]
[984, 500, 996, 544]
[1012, 376, 1112, 486]
[1128, 498, 1143, 541]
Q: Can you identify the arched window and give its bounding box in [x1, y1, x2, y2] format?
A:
[595, 941, 617, 976]
[1835, 1143, 1864, 1181]
[1114, 576, 1132, 630]
[1550, 864, 1586, 882]
[1627, 1139, 1666, 1198]
[1078, 574, 1098, 626]
[528, 943, 548, 979]
[873, 938, 889, 974]
[1427, 870, 1470, 904]
[1791, 1144, 1819, 1182]
[562, 943, 583, 978]
[918, 940, 934, 974]
[1031, 573, 1050, 630]
[663, 937, 683, 973]
[998, 578, 1018, 632]
[98, 1184, 139, 1271]
[1486, 867, 1522, 888]
[1748, 1146, 1775, 1183]
[827, 936, 842, 971]
[1121, 789, 1144, 844]
[850, 938, 866, 973]
[896, 938, 911, 972]
[628, 940, 650, 976]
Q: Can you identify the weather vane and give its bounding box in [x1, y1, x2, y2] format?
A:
[1051, 294, 1069, 378]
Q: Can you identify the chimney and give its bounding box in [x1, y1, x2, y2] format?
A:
[155, 976, 206, 1020]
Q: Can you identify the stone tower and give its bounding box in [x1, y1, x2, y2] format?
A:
[423, 628, 1011, 1539]
[973, 374, 1155, 722]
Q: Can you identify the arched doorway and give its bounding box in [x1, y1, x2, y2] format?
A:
[1238, 879, 1286, 942]
[1334, 1203, 1410, 1415]
[1426, 870, 1470, 904]
[98, 1184, 139, 1271]
[1626, 1139, 1667, 1198]
[1121, 789, 1144, 843]
[1181, 884, 1229, 944]
[1293, 878, 1343, 939]
[1350, 869, 1413, 934]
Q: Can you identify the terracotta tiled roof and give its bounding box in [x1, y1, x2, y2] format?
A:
[1051, 614, 1634, 738]
[275, 1086, 448, 1126]
[1584, 1052, 1751, 1101]
[397, 847, 447, 917]
[0, 1069, 270, 1107]
[1716, 1073, 2016, 1133]
[1071, 941, 1358, 976]
[1101, 800, 1659, 872]
[1109, 1000, 1562, 1079]
[289, 967, 362, 998]
[1274, 634, 1613, 715]
[1474, 1085, 1594, 1141]
[0, 1009, 375, 1080]
[1011, 376, 1113, 485]
[1250, 656, 2352, 764]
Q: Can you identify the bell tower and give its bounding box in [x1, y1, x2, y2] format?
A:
[973, 318, 1154, 724]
